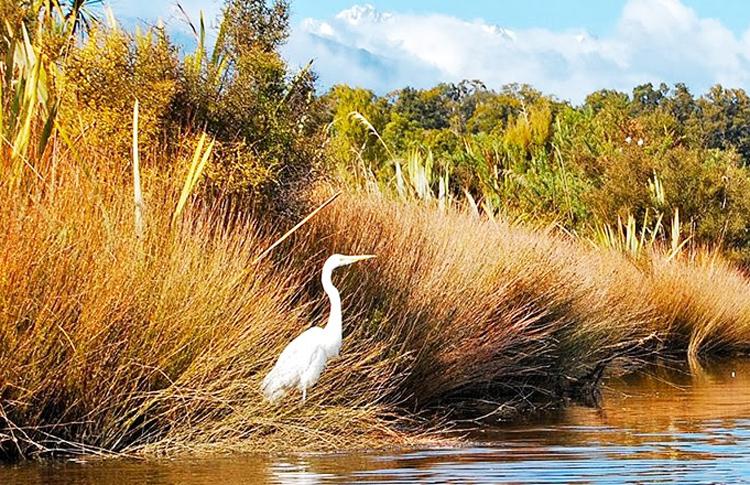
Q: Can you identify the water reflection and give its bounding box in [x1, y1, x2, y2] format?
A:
[3, 359, 750, 484]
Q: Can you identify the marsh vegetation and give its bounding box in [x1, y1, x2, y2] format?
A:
[2, 0, 750, 460]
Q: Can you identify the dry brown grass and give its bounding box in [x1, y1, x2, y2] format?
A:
[3, 152, 750, 459]
[293, 190, 657, 410]
[0, 155, 421, 459]
[649, 251, 750, 356]
[292, 189, 750, 412]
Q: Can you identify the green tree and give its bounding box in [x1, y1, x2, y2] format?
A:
[696, 85, 750, 164]
[325, 85, 389, 171]
[175, 0, 321, 197]
[390, 86, 451, 130]
[631, 82, 669, 114]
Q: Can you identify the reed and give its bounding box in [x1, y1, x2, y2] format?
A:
[3, 159, 750, 459]
[0, 153, 415, 458]
[292, 190, 657, 410]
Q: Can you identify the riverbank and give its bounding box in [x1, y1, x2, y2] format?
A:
[4, 163, 750, 459]
[3, 358, 749, 483]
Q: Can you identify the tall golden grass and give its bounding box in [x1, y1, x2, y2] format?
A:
[4, 143, 750, 460]
[294, 190, 658, 409]
[650, 252, 750, 357]
[3, 147, 750, 459]
[303, 189, 750, 364]
[0, 150, 417, 458]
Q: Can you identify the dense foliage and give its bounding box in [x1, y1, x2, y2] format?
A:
[324, 82, 750, 262]
[2, 0, 322, 202]
[6, 1, 750, 257]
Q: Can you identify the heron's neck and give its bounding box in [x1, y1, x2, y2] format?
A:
[321, 266, 342, 342]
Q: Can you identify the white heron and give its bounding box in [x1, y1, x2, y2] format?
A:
[261, 254, 375, 403]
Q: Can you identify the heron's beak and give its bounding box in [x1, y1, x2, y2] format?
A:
[345, 254, 376, 264]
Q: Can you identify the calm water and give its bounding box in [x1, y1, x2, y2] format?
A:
[3, 360, 750, 484]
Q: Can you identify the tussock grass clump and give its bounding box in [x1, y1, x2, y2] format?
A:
[650, 252, 750, 356]
[0, 165, 413, 459]
[3, 167, 750, 459]
[293, 190, 750, 412]
[293, 191, 657, 411]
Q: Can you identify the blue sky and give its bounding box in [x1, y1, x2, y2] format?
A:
[113, 1, 750, 102]
[289, 0, 750, 36]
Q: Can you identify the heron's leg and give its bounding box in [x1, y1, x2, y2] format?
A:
[302, 388, 307, 402]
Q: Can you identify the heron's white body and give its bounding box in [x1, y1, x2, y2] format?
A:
[261, 254, 371, 402]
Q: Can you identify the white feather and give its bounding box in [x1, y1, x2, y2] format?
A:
[260, 254, 375, 403]
[261, 327, 328, 402]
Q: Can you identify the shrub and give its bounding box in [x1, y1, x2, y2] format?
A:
[49, 0, 323, 200]
[174, 0, 323, 200]
[57, 25, 178, 159]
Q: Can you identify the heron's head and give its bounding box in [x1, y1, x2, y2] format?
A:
[325, 253, 376, 271]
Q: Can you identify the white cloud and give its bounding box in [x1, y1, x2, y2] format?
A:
[282, 0, 750, 102]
